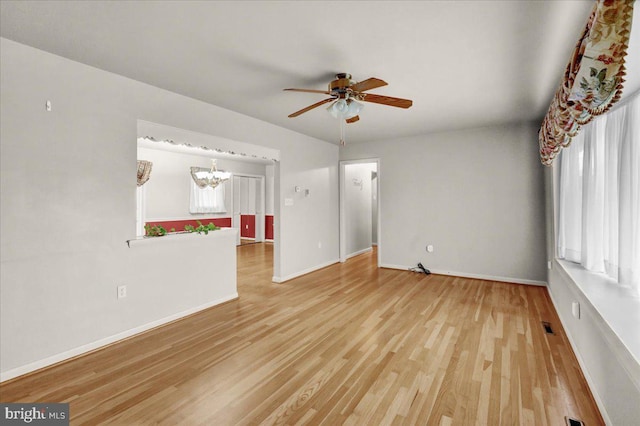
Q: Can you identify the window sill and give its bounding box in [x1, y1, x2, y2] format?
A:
[555, 259, 640, 383]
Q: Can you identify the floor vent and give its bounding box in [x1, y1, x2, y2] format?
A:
[542, 321, 555, 335]
[565, 417, 584, 426]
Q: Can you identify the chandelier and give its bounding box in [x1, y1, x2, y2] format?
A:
[190, 159, 231, 189]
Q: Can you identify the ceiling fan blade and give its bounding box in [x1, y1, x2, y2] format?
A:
[288, 98, 336, 118]
[360, 93, 413, 109]
[284, 88, 332, 95]
[346, 116, 360, 124]
[350, 78, 387, 93]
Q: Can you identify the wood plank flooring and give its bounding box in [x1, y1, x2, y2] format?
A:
[0, 244, 603, 425]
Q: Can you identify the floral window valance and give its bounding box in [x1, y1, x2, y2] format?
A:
[137, 160, 153, 186]
[539, 0, 635, 166]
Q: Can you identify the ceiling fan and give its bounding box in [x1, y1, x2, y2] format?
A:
[284, 73, 413, 126]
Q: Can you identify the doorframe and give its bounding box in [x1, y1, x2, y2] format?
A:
[232, 173, 266, 245]
[339, 158, 381, 266]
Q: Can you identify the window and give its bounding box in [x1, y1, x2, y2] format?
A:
[189, 180, 227, 214]
[557, 91, 640, 296]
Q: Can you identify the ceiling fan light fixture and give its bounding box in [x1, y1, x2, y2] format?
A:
[345, 99, 363, 119]
[286, 73, 411, 121]
[286, 74, 410, 146]
[327, 98, 349, 119]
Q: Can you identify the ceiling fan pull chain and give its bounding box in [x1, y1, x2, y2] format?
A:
[340, 119, 346, 146]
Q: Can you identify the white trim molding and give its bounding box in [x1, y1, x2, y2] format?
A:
[343, 247, 373, 262]
[273, 259, 340, 283]
[380, 264, 547, 286]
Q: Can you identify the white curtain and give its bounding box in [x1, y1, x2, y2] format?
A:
[189, 180, 227, 214]
[557, 91, 640, 296]
[615, 94, 640, 291]
[557, 131, 584, 263]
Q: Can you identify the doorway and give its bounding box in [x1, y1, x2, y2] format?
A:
[339, 159, 381, 265]
[233, 174, 266, 245]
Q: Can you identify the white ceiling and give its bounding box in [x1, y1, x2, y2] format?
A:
[1, 1, 638, 145]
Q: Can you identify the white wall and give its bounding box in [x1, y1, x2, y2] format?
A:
[340, 122, 546, 284]
[344, 163, 376, 257]
[0, 38, 339, 378]
[137, 146, 267, 220]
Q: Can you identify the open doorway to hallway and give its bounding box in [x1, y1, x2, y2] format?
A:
[233, 173, 266, 246]
[340, 159, 380, 266]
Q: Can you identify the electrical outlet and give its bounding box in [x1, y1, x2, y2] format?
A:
[318, 241, 322, 249]
[117, 285, 127, 299]
[572, 301, 580, 319]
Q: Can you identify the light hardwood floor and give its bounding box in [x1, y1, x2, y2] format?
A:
[0, 244, 602, 425]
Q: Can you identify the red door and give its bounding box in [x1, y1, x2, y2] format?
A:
[240, 215, 256, 238]
[265, 215, 274, 240]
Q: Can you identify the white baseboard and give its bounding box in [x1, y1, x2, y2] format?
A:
[379, 264, 546, 286]
[0, 293, 238, 383]
[380, 263, 412, 271]
[345, 247, 373, 260]
[273, 259, 340, 283]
